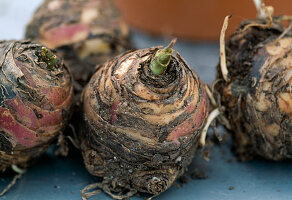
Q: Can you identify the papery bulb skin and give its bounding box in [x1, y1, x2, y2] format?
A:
[25, 0, 132, 91]
[215, 17, 292, 161]
[81, 44, 209, 197]
[25, 0, 132, 143]
[0, 40, 73, 171]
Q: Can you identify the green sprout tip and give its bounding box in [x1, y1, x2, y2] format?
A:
[40, 47, 57, 70]
[150, 38, 177, 76]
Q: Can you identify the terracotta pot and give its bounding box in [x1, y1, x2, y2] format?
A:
[114, 0, 292, 41]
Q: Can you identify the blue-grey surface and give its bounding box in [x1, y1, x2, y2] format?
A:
[1, 1, 292, 200]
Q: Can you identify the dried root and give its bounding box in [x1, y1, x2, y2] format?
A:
[200, 84, 231, 147]
[67, 124, 81, 149]
[55, 124, 81, 156]
[200, 108, 221, 147]
[55, 133, 69, 156]
[214, 2, 292, 160]
[274, 22, 292, 42]
[253, 0, 273, 19]
[204, 85, 231, 130]
[0, 165, 26, 196]
[205, 84, 217, 107]
[81, 183, 101, 200]
[251, 0, 292, 35]
[242, 0, 273, 32]
[81, 181, 137, 200]
[220, 15, 232, 83]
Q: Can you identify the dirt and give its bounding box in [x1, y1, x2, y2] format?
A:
[215, 17, 292, 161]
[228, 186, 234, 190]
[0, 40, 73, 171]
[80, 46, 209, 198]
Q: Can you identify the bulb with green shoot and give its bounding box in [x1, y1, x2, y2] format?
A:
[80, 38, 210, 199]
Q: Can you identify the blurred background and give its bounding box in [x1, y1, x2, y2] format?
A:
[115, 0, 292, 40]
[1, 0, 292, 41]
